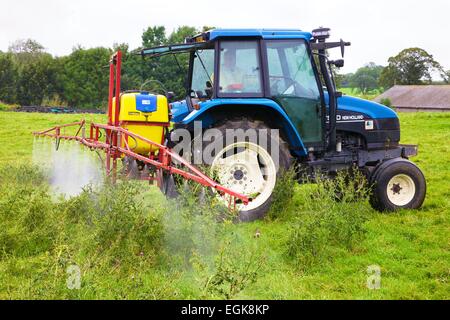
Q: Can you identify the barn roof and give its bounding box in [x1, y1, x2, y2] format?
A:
[375, 85, 450, 110]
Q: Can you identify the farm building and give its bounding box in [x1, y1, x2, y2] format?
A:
[375, 85, 450, 112]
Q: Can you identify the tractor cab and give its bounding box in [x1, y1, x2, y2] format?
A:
[140, 28, 350, 152]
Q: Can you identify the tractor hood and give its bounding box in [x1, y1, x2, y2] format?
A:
[170, 100, 190, 122]
[324, 93, 398, 119]
[172, 94, 399, 125]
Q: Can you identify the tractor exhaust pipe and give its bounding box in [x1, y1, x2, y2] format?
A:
[319, 52, 337, 152]
[312, 28, 350, 153]
[312, 28, 337, 152]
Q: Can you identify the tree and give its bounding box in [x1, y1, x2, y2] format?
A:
[0, 52, 18, 103]
[201, 26, 216, 32]
[8, 39, 46, 65]
[8, 39, 45, 54]
[137, 26, 199, 99]
[112, 43, 143, 92]
[168, 26, 197, 43]
[6, 39, 59, 106]
[15, 53, 58, 106]
[379, 48, 445, 89]
[444, 70, 450, 84]
[142, 26, 167, 48]
[349, 62, 384, 94]
[339, 73, 354, 88]
[59, 47, 111, 109]
[164, 26, 198, 97]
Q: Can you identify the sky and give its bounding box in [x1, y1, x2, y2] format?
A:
[1, 0, 449, 74]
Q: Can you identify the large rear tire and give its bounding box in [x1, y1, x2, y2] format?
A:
[160, 118, 293, 222]
[369, 158, 426, 212]
[209, 118, 293, 221]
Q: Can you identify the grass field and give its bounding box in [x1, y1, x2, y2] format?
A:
[339, 88, 382, 101]
[0, 110, 448, 299]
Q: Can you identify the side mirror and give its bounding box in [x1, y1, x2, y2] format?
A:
[330, 59, 345, 68]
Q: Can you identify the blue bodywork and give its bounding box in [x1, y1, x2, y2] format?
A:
[327, 94, 397, 119]
[171, 95, 398, 156]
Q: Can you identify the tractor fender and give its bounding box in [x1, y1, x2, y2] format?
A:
[179, 98, 308, 156]
[369, 157, 411, 185]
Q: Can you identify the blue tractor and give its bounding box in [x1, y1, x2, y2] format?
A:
[139, 28, 426, 221]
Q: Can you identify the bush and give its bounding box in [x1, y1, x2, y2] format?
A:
[0, 101, 18, 111]
[0, 164, 164, 297]
[286, 170, 373, 270]
[76, 182, 164, 269]
[0, 165, 55, 258]
[267, 167, 298, 220]
[380, 97, 393, 108]
[190, 235, 265, 299]
[160, 179, 228, 265]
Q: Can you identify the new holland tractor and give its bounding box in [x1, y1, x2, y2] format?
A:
[35, 27, 426, 222]
[146, 28, 426, 221]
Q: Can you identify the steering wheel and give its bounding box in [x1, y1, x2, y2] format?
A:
[269, 76, 313, 97]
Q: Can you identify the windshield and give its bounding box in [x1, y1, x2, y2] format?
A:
[191, 49, 214, 97]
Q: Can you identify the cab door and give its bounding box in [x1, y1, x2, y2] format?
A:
[265, 40, 323, 146]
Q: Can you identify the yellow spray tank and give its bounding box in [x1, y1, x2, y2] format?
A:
[112, 92, 170, 155]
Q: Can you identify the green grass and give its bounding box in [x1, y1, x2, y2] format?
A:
[0, 110, 448, 299]
[339, 88, 382, 101]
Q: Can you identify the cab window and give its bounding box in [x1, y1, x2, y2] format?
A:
[266, 40, 320, 99]
[218, 41, 263, 96]
[266, 40, 323, 145]
[191, 49, 214, 97]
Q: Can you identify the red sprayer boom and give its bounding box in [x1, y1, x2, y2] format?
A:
[33, 51, 249, 208]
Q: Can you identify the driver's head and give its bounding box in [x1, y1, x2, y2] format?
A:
[223, 49, 236, 69]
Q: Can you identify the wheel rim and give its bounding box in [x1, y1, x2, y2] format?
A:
[211, 141, 277, 212]
[386, 174, 416, 206]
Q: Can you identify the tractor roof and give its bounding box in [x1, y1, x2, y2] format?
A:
[140, 28, 313, 57]
[207, 29, 312, 41]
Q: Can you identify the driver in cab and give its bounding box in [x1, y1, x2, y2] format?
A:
[220, 49, 245, 92]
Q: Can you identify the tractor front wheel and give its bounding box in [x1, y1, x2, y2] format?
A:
[369, 159, 426, 212]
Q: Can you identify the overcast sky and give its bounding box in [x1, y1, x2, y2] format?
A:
[1, 0, 449, 73]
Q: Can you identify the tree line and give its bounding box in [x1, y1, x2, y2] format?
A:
[340, 48, 449, 94]
[0, 26, 203, 109]
[0, 26, 449, 109]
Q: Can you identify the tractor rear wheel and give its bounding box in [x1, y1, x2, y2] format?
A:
[159, 118, 293, 221]
[369, 158, 426, 212]
[207, 118, 292, 221]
